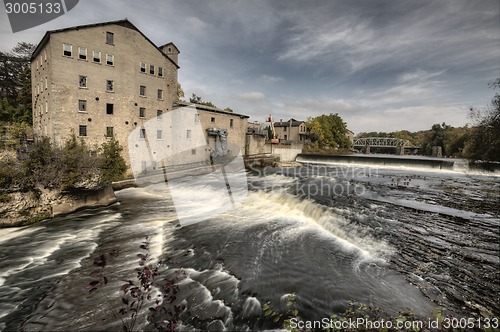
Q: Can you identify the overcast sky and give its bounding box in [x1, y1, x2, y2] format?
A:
[1, 0, 499, 133]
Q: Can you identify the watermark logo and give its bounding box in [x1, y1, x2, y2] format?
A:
[128, 106, 248, 227]
[3, 0, 79, 33]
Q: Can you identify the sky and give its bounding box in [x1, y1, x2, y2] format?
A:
[1, 0, 499, 134]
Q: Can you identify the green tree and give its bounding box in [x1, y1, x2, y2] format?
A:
[0, 42, 36, 123]
[189, 93, 217, 108]
[99, 139, 127, 184]
[22, 137, 61, 189]
[60, 134, 94, 189]
[306, 113, 350, 149]
[463, 78, 500, 162]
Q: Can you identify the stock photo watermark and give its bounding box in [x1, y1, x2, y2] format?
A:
[3, 0, 79, 33]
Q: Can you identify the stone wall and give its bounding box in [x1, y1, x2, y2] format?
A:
[0, 186, 116, 227]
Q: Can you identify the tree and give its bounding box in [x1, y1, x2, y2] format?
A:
[0, 42, 36, 123]
[463, 78, 500, 162]
[99, 139, 127, 184]
[306, 113, 350, 149]
[177, 83, 184, 99]
[189, 93, 217, 108]
[422, 122, 451, 156]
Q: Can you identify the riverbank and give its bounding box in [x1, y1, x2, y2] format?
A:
[0, 186, 117, 228]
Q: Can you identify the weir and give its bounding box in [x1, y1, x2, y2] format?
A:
[296, 153, 460, 170]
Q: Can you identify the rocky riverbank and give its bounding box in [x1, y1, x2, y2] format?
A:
[0, 186, 117, 227]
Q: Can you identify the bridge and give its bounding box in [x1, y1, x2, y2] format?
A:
[353, 137, 420, 154]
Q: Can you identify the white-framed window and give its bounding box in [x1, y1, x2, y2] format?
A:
[191, 149, 196, 155]
[106, 54, 114, 66]
[157, 130, 162, 140]
[93, 50, 101, 63]
[186, 129, 191, 139]
[106, 80, 114, 92]
[78, 47, 87, 60]
[106, 127, 114, 138]
[63, 43, 72, 57]
[158, 67, 163, 77]
[140, 129, 146, 138]
[195, 113, 200, 122]
[156, 110, 163, 120]
[140, 85, 146, 97]
[139, 107, 146, 118]
[45, 77, 47, 89]
[79, 75, 87, 88]
[79, 125, 87, 137]
[140, 62, 146, 73]
[149, 64, 155, 75]
[157, 89, 163, 100]
[106, 31, 114, 45]
[211, 117, 215, 123]
[230, 119, 234, 127]
[78, 100, 87, 112]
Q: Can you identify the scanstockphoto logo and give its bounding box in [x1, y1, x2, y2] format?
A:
[3, 0, 79, 33]
[128, 106, 248, 227]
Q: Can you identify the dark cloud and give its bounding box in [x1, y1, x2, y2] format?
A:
[0, 0, 498, 133]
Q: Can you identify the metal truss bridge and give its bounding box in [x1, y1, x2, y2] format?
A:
[353, 137, 419, 148]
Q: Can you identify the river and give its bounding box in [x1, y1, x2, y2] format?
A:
[0, 155, 498, 331]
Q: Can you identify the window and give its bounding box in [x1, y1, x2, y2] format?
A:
[106, 32, 114, 45]
[211, 117, 215, 123]
[230, 119, 234, 127]
[186, 130, 191, 139]
[191, 149, 196, 155]
[157, 130, 162, 140]
[140, 85, 146, 97]
[78, 47, 87, 60]
[106, 127, 113, 138]
[106, 54, 114, 66]
[149, 64, 155, 75]
[45, 77, 47, 89]
[78, 100, 87, 112]
[106, 80, 114, 92]
[140, 62, 146, 73]
[79, 125, 87, 137]
[140, 129, 146, 138]
[195, 114, 200, 122]
[106, 103, 114, 115]
[156, 110, 163, 119]
[158, 67, 163, 77]
[157, 89, 163, 99]
[63, 43, 72, 57]
[93, 50, 101, 63]
[284, 134, 287, 140]
[79, 75, 87, 88]
[139, 107, 146, 118]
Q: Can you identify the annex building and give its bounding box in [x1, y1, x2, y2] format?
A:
[31, 19, 250, 170]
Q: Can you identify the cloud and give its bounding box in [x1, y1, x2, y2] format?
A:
[260, 74, 283, 83]
[184, 16, 209, 34]
[238, 91, 266, 101]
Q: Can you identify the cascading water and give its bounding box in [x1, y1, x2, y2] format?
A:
[0, 157, 498, 331]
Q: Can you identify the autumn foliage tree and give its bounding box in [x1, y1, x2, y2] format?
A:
[306, 113, 351, 149]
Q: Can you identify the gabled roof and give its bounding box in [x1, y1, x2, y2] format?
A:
[160, 42, 180, 54]
[31, 18, 179, 68]
[274, 118, 305, 127]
